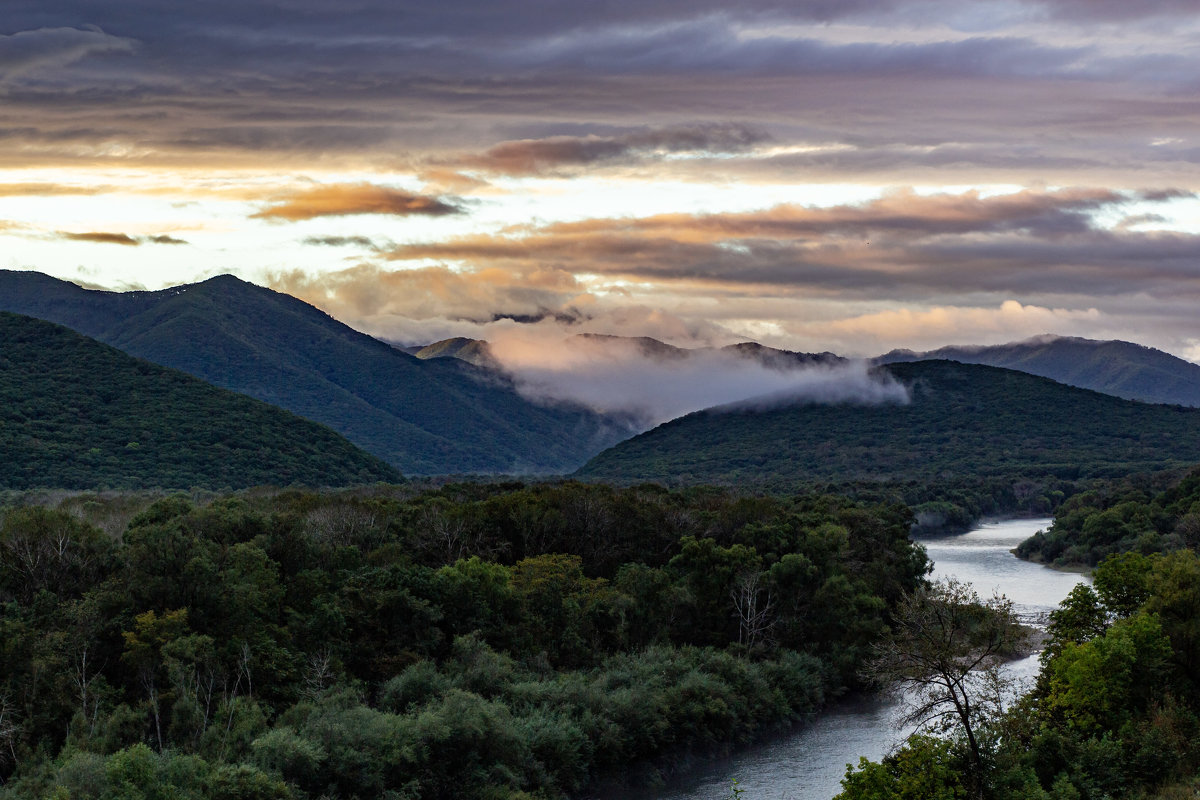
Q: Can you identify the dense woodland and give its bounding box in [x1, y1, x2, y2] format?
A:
[836, 548, 1200, 800]
[833, 466, 1200, 799]
[0, 482, 928, 799]
[1016, 467, 1200, 567]
[0, 313, 400, 490]
[579, 361, 1200, 488]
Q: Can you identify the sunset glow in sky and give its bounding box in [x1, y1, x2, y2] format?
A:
[5, 1, 1200, 358]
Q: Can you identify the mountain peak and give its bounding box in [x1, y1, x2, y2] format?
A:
[875, 335, 1200, 407]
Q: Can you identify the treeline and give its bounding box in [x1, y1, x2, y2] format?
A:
[0, 482, 928, 799]
[1016, 467, 1200, 566]
[837, 548, 1200, 800]
[824, 474, 1076, 534]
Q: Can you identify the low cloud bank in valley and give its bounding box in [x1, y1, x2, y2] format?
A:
[485, 331, 909, 427]
[716, 361, 910, 415]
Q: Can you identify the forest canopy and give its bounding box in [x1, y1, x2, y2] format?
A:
[0, 481, 928, 799]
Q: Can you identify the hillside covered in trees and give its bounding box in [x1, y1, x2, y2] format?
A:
[0, 482, 927, 799]
[838, 548, 1200, 800]
[578, 360, 1200, 488]
[1016, 467, 1200, 567]
[0, 271, 630, 475]
[0, 313, 400, 490]
[877, 335, 1200, 408]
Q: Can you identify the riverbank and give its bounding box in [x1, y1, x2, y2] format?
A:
[638, 517, 1085, 800]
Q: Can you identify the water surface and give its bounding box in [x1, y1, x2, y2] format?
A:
[634, 517, 1085, 800]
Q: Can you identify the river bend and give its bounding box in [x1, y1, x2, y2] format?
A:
[640, 518, 1086, 800]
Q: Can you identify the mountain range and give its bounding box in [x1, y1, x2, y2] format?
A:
[0, 271, 629, 475]
[409, 332, 845, 372]
[576, 360, 1200, 486]
[8, 268, 1200, 485]
[0, 312, 400, 490]
[876, 337, 1200, 407]
[411, 332, 1200, 409]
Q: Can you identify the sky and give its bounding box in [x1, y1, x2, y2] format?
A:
[5, 0, 1200, 362]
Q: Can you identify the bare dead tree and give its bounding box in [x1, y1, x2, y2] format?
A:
[731, 568, 776, 650]
[303, 504, 378, 549]
[868, 578, 1028, 800]
[302, 648, 335, 700]
[0, 694, 19, 777]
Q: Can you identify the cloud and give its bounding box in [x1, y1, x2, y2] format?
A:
[59, 231, 140, 246]
[301, 235, 382, 249]
[438, 123, 770, 177]
[251, 184, 463, 221]
[263, 263, 745, 348]
[381, 188, 1197, 299]
[790, 301, 1105, 356]
[486, 327, 903, 425]
[532, 187, 1130, 239]
[265, 263, 587, 329]
[3, 1, 1200, 187]
[0, 26, 135, 83]
[0, 182, 114, 197]
[482, 326, 902, 422]
[719, 360, 910, 412]
[1031, 0, 1199, 20]
[58, 231, 188, 246]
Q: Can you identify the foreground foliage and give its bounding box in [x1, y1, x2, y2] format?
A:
[837, 549, 1200, 800]
[0, 482, 928, 799]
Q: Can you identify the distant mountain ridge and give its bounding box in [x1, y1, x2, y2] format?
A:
[408, 337, 499, 368]
[409, 333, 845, 371]
[577, 360, 1200, 486]
[876, 336, 1200, 407]
[410, 331, 1200, 410]
[0, 312, 400, 489]
[0, 271, 631, 475]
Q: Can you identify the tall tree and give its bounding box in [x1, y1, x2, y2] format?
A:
[869, 578, 1027, 799]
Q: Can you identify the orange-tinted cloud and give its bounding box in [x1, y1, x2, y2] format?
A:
[60, 231, 140, 246]
[532, 188, 1131, 240]
[378, 188, 1200, 300]
[267, 262, 586, 329]
[58, 231, 188, 246]
[251, 183, 462, 221]
[0, 182, 114, 197]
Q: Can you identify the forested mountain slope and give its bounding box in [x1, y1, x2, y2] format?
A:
[578, 360, 1200, 486]
[0, 313, 400, 489]
[877, 335, 1200, 407]
[0, 271, 629, 474]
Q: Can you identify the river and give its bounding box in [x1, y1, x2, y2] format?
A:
[637, 517, 1087, 800]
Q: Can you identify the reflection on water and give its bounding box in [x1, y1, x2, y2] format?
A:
[633, 518, 1086, 800]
